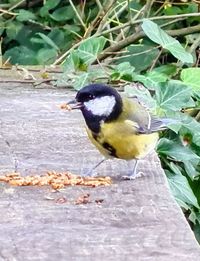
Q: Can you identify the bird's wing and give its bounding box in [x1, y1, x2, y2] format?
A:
[122, 97, 150, 132]
[123, 97, 171, 134]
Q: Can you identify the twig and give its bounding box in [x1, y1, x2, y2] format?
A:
[114, 5, 146, 43]
[0, 8, 17, 16]
[33, 79, 56, 86]
[0, 0, 25, 17]
[0, 79, 35, 83]
[167, 24, 200, 37]
[16, 67, 62, 73]
[196, 50, 200, 67]
[105, 46, 160, 61]
[83, 13, 103, 38]
[153, 0, 166, 16]
[27, 19, 52, 30]
[195, 111, 200, 122]
[160, 17, 186, 28]
[189, 34, 200, 55]
[0, 78, 56, 86]
[69, 0, 86, 30]
[95, 12, 200, 37]
[0, 37, 2, 67]
[95, 0, 103, 10]
[100, 1, 128, 33]
[142, 0, 156, 18]
[53, 40, 83, 65]
[96, 0, 117, 33]
[80, 0, 86, 17]
[149, 47, 163, 71]
[97, 30, 144, 62]
[54, 13, 200, 65]
[93, 0, 115, 41]
[96, 24, 200, 62]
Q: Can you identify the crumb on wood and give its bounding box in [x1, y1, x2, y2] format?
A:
[0, 171, 112, 190]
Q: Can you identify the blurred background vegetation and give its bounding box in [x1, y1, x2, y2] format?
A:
[1, 0, 200, 244]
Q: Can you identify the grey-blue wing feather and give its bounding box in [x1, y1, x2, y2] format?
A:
[124, 97, 176, 134]
[138, 116, 177, 133]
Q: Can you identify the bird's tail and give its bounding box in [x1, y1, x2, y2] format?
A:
[150, 117, 179, 132]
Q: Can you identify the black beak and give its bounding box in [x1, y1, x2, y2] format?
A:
[67, 99, 83, 110]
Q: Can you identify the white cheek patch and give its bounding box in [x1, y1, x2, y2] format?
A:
[84, 96, 116, 116]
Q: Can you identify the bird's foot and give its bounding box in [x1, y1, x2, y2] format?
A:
[80, 158, 106, 177]
[121, 171, 144, 180]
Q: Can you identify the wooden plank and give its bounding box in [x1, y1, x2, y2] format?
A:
[0, 83, 199, 261]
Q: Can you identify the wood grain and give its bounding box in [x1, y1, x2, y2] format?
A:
[0, 83, 199, 261]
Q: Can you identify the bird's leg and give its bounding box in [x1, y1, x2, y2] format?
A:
[132, 159, 139, 177]
[84, 158, 107, 177]
[122, 160, 144, 180]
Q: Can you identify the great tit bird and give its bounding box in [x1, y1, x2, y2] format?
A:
[67, 83, 170, 179]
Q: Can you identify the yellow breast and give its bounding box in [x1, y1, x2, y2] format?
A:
[86, 120, 159, 160]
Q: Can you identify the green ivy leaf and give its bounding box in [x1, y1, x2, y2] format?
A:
[6, 21, 23, 40]
[142, 19, 193, 63]
[124, 84, 156, 110]
[63, 51, 88, 72]
[157, 138, 200, 162]
[116, 44, 159, 72]
[16, 10, 36, 22]
[0, 21, 5, 36]
[155, 80, 194, 111]
[183, 160, 198, 179]
[3, 46, 37, 65]
[133, 65, 177, 90]
[63, 36, 107, 70]
[164, 6, 182, 16]
[37, 48, 57, 65]
[43, 0, 61, 10]
[181, 68, 200, 91]
[180, 113, 200, 147]
[47, 29, 65, 49]
[134, 71, 168, 89]
[50, 6, 75, 21]
[110, 62, 134, 81]
[165, 163, 199, 209]
[76, 36, 107, 65]
[39, 0, 61, 17]
[72, 72, 90, 90]
[164, 111, 200, 147]
[36, 33, 59, 51]
[153, 64, 177, 76]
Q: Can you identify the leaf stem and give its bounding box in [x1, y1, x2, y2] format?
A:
[69, 0, 86, 30]
[97, 24, 200, 62]
[54, 13, 200, 65]
[95, 12, 200, 37]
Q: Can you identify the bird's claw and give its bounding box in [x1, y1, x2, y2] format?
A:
[121, 171, 144, 180]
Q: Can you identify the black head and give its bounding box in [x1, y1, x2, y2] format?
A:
[75, 84, 123, 133]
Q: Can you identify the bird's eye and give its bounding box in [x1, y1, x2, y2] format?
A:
[78, 92, 95, 102]
[88, 94, 94, 99]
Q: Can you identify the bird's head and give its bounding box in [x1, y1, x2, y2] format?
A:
[68, 84, 123, 132]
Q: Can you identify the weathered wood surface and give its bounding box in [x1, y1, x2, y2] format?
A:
[0, 83, 199, 261]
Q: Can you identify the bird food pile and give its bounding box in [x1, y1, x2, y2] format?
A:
[60, 103, 72, 110]
[0, 171, 112, 190]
